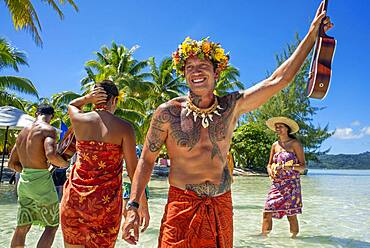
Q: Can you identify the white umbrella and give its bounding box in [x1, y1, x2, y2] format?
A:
[0, 106, 35, 130]
[0, 106, 35, 182]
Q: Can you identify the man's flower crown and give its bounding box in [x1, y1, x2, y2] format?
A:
[172, 37, 229, 77]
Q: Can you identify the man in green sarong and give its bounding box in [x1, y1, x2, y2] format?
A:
[8, 104, 69, 248]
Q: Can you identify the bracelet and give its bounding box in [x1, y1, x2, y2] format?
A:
[126, 200, 140, 210]
[123, 182, 150, 200]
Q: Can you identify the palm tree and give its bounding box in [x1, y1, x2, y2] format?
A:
[0, 37, 38, 109]
[51, 91, 81, 125]
[81, 42, 151, 143]
[137, 57, 186, 141]
[147, 57, 186, 109]
[24, 95, 74, 131]
[3, 0, 78, 46]
[214, 65, 245, 96]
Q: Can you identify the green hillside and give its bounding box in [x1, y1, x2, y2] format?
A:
[309, 152, 370, 169]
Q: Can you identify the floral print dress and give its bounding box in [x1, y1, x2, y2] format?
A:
[264, 151, 303, 219]
[60, 140, 123, 248]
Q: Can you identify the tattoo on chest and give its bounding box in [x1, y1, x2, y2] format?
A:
[207, 92, 241, 162]
[185, 164, 232, 197]
[168, 106, 202, 149]
[147, 105, 201, 152]
[147, 92, 242, 159]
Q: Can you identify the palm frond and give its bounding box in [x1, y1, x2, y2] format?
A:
[81, 67, 96, 85]
[0, 76, 38, 97]
[128, 45, 140, 55]
[0, 91, 24, 109]
[4, 0, 78, 46]
[44, 0, 64, 19]
[0, 37, 28, 71]
[129, 60, 148, 75]
[52, 91, 81, 107]
[64, 0, 79, 11]
[4, 0, 42, 43]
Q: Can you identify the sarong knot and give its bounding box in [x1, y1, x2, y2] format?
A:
[201, 196, 212, 205]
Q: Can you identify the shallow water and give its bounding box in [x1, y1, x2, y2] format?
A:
[1, 169, 370, 248]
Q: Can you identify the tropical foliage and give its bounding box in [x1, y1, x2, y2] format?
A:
[0, 37, 38, 109]
[249, 35, 332, 162]
[0, 38, 39, 153]
[231, 122, 274, 172]
[309, 152, 370, 170]
[214, 65, 245, 96]
[232, 35, 332, 171]
[79, 42, 151, 142]
[25, 95, 75, 129]
[2, 33, 331, 172]
[3, 0, 78, 46]
[147, 57, 186, 109]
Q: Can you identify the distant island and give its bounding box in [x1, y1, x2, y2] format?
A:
[309, 151, 370, 169]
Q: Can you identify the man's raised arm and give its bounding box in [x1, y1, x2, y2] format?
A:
[235, 1, 333, 116]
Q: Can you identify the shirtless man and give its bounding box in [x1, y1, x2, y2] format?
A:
[123, 2, 333, 247]
[8, 104, 69, 248]
[60, 80, 149, 248]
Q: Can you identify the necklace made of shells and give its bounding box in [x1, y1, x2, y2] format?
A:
[185, 96, 223, 128]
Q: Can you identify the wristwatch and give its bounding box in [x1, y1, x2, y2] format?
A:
[126, 200, 140, 210]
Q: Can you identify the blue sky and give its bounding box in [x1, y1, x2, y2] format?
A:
[1, 0, 369, 154]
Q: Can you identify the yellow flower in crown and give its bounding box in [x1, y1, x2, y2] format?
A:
[182, 43, 192, 56]
[214, 48, 225, 62]
[202, 41, 211, 55]
[172, 37, 230, 77]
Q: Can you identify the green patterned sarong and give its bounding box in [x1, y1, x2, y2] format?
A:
[17, 168, 59, 227]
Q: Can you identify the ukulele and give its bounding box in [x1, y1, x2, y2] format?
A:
[49, 127, 76, 173]
[57, 128, 76, 160]
[307, 0, 336, 99]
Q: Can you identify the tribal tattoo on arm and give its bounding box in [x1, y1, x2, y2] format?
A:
[147, 107, 170, 152]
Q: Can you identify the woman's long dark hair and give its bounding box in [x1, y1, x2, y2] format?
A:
[283, 124, 297, 140]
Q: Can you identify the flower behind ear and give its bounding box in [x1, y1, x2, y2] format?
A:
[117, 90, 125, 104]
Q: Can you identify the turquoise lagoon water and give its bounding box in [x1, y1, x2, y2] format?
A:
[0, 169, 369, 248]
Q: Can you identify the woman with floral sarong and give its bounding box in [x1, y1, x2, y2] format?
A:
[60, 80, 149, 248]
[262, 117, 306, 238]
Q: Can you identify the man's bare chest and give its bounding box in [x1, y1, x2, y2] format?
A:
[164, 104, 236, 156]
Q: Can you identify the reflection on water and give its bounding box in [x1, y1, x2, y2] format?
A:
[0, 170, 370, 248]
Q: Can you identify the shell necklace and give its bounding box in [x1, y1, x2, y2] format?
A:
[185, 96, 223, 128]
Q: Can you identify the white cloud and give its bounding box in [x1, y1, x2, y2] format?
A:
[333, 128, 364, 140]
[351, 120, 361, 126]
[361, 126, 370, 135]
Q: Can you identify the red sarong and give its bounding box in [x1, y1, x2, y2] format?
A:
[60, 140, 123, 248]
[158, 186, 233, 248]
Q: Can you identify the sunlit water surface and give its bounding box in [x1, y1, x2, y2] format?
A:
[1, 169, 369, 247]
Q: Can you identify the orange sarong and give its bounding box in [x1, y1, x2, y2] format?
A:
[158, 186, 233, 248]
[60, 140, 123, 248]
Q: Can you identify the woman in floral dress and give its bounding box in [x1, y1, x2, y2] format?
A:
[262, 117, 306, 238]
